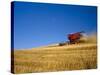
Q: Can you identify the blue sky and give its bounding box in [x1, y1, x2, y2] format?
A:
[13, 1, 97, 49]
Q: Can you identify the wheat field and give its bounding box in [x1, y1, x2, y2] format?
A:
[13, 35, 97, 74]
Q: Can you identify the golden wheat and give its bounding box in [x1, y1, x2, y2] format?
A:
[13, 35, 97, 74]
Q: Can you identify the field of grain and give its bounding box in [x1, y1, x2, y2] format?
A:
[13, 35, 97, 74]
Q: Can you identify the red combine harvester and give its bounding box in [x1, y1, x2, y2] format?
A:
[68, 31, 85, 44]
[59, 31, 85, 46]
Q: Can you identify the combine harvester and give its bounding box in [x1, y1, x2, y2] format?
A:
[59, 31, 86, 46]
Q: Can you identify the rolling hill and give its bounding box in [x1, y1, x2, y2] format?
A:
[13, 34, 97, 73]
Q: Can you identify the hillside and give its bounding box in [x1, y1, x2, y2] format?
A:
[13, 35, 97, 73]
